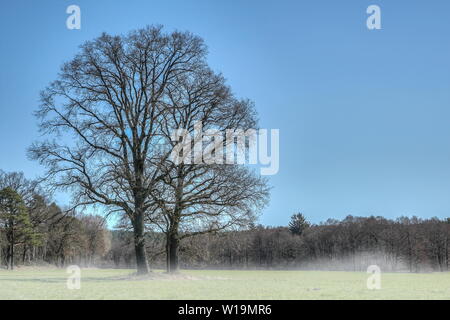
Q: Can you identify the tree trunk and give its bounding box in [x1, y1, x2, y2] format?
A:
[446, 235, 449, 271]
[133, 211, 149, 274]
[165, 233, 170, 272]
[61, 253, 66, 268]
[166, 174, 184, 274]
[22, 246, 27, 264]
[9, 227, 14, 270]
[9, 243, 14, 270]
[167, 231, 180, 273]
[6, 248, 10, 270]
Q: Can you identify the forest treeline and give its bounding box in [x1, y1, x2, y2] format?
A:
[0, 172, 110, 269]
[1, 170, 449, 272]
[112, 215, 450, 273]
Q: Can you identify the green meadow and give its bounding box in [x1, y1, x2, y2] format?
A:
[0, 268, 449, 300]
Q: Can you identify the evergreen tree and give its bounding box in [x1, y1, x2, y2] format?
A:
[0, 188, 39, 269]
[288, 213, 310, 236]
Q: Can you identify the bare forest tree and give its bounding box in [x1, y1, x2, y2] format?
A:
[149, 166, 269, 272]
[30, 26, 211, 274]
[0, 171, 111, 269]
[144, 66, 269, 272]
[29, 25, 269, 274]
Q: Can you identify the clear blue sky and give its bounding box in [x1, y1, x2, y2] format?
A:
[1, 0, 450, 226]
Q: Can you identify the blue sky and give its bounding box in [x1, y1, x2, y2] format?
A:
[1, 0, 450, 226]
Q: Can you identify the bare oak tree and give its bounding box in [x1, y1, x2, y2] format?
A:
[145, 65, 270, 272]
[29, 26, 207, 274]
[149, 166, 269, 272]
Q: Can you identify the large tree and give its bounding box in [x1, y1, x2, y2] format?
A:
[149, 165, 269, 272]
[28, 25, 253, 274]
[142, 61, 269, 272]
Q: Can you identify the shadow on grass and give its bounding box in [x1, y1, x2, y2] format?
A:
[0, 276, 124, 283]
[0, 271, 209, 284]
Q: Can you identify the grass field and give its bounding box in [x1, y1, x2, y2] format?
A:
[0, 268, 449, 300]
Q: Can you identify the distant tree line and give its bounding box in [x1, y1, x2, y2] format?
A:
[110, 214, 450, 273]
[1, 170, 449, 273]
[0, 171, 110, 269]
